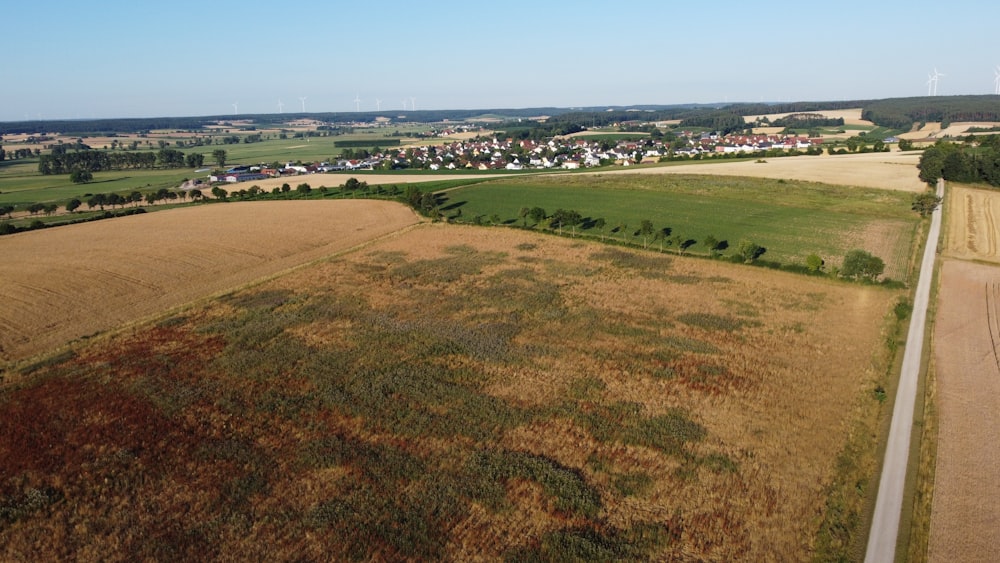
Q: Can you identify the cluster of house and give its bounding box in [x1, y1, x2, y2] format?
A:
[206, 131, 824, 183]
[672, 132, 822, 157]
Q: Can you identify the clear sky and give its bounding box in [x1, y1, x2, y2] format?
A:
[3, 0, 997, 121]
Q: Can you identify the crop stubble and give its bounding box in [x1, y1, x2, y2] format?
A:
[928, 182, 1000, 561]
[256, 226, 894, 558]
[0, 222, 897, 560]
[0, 200, 420, 365]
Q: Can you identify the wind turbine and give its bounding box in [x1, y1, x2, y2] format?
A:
[932, 68, 945, 96]
[402, 99, 408, 111]
[994, 66, 1000, 95]
[232, 101, 239, 116]
[410, 97, 416, 111]
[277, 99, 284, 113]
[354, 93, 361, 112]
[926, 73, 935, 96]
[375, 98, 382, 111]
[299, 96, 307, 113]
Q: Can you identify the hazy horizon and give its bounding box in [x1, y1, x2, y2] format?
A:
[4, 0, 998, 121]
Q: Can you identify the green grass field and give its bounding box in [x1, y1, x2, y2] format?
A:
[437, 174, 918, 273]
[0, 162, 197, 208]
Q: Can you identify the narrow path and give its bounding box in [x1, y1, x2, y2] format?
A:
[864, 178, 944, 562]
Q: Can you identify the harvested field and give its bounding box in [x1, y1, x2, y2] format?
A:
[0, 200, 420, 366]
[943, 185, 1000, 262]
[898, 121, 1000, 140]
[619, 151, 926, 192]
[743, 108, 871, 126]
[928, 259, 1000, 562]
[0, 223, 899, 560]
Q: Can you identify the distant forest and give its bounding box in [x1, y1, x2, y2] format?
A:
[4, 96, 1000, 137]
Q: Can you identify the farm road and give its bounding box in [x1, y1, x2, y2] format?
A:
[864, 178, 944, 562]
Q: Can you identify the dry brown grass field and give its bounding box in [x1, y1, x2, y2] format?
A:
[624, 151, 926, 192]
[0, 200, 420, 366]
[0, 222, 899, 560]
[927, 183, 1000, 561]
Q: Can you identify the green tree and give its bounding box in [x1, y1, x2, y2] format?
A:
[549, 209, 582, 236]
[69, 169, 93, 183]
[65, 198, 82, 213]
[639, 220, 656, 249]
[296, 183, 312, 194]
[898, 138, 914, 151]
[703, 234, 719, 257]
[212, 149, 227, 168]
[840, 249, 885, 281]
[528, 207, 547, 227]
[519, 206, 531, 227]
[87, 193, 106, 210]
[211, 186, 228, 200]
[186, 153, 205, 168]
[593, 217, 607, 241]
[912, 191, 942, 217]
[735, 239, 765, 263]
[805, 254, 825, 273]
[419, 192, 438, 215]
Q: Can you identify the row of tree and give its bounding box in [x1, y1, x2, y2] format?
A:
[917, 136, 1000, 186]
[38, 149, 205, 175]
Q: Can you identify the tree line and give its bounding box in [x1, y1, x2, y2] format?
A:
[917, 135, 1000, 186]
[38, 148, 204, 174]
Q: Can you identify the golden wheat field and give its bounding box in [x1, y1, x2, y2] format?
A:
[0, 221, 898, 560]
[929, 259, 1000, 562]
[943, 185, 1000, 263]
[0, 200, 420, 366]
[928, 184, 1000, 561]
[620, 151, 926, 192]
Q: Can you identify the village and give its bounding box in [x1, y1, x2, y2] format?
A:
[208, 129, 826, 183]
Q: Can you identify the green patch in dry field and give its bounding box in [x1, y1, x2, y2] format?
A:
[0, 225, 898, 560]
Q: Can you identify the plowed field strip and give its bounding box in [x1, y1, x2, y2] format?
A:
[984, 195, 997, 257]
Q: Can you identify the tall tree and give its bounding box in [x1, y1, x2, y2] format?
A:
[639, 220, 655, 249]
[840, 249, 884, 281]
[528, 207, 547, 227]
[212, 149, 227, 168]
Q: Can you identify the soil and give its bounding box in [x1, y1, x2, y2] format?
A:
[928, 258, 1000, 562]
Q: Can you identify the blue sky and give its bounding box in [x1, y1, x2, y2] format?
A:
[2, 1, 997, 121]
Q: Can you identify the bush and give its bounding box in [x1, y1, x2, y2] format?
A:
[805, 253, 824, 273]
